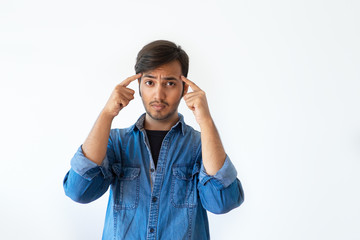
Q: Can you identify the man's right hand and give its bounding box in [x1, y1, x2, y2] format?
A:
[102, 73, 142, 118]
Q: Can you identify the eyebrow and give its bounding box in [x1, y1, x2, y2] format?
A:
[143, 74, 179, 81]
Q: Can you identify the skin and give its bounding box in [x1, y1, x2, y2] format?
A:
[81, 60, 226, 175]
[139, 60, 188, 130]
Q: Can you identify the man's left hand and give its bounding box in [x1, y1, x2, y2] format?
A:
[181, 75, 212, 126]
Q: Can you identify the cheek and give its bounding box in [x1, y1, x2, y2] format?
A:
[139, 83, 145, 95]
[140, 87, 152, 102]
[169, 88, 183, 102]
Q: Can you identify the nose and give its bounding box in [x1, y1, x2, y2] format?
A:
[154, 84, 166, 101]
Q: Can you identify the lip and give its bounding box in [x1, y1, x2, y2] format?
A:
[151, 104, 166, 111]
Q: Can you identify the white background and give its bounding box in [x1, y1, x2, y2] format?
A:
[1, 0, 359, 239]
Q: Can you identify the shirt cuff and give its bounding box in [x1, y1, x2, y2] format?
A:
[199, 154, 238, 190]
[70, 145, 111, 180]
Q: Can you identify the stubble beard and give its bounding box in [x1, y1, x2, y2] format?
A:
[143, 98, 181, 121]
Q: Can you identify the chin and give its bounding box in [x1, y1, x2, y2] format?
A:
[146, 109, 177, 121]
[148, 112, 171, 121]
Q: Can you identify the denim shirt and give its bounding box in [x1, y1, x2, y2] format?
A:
[63, 113, 244, 240]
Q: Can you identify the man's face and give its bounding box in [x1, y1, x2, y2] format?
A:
[139, 60, 187, 122]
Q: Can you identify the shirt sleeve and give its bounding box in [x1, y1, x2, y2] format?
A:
[198, 154, 238, 190]
[63, 132, 116, 204]
[70, 145, 113, 180]
[197, 154, 245, 214]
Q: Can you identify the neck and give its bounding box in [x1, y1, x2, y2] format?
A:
[144, 112, 179, 131]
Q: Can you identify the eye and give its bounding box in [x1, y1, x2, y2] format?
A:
[166, 82, 176, 86]
[145, 81, 153, 86]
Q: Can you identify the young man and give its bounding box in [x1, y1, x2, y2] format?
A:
[63, 40, 244, 240]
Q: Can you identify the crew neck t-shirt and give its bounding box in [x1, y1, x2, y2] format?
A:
[145, 130, 169, 168]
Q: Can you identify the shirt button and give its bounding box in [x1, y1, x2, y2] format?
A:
[150, 168, 155, 173]
[150, 228, 155, 233]
[152, 196, 157, 202]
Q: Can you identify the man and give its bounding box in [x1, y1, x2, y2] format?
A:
[63, 40, 244, 240]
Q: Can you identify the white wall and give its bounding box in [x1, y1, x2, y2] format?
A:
[1, 0, 359, 239]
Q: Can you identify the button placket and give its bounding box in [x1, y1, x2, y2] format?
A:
[146, 131, 172, 239]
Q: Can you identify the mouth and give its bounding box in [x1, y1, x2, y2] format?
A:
[151, 104, 166, 111]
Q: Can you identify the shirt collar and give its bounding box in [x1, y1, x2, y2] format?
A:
[132, 113, 186, 136]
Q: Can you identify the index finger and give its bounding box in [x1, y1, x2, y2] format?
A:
[181, 75, 201, 91]
[120, 73, 142, 87]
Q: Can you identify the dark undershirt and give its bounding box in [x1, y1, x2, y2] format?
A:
[145, 130, 169, 169]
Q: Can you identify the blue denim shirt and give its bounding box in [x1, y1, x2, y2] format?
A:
[63, 113, 244, 240]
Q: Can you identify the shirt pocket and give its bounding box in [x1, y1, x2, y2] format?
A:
[112, 164, 141, 210]
[171, 165, 199, 208]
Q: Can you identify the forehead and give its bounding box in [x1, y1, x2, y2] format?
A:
[143, 60, 182, 77]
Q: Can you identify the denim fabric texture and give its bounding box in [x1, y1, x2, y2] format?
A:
[63, 113, 244, 240]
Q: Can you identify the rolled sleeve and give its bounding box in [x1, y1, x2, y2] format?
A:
[199, 154, 238, 190]
[70, 145, 112, 180]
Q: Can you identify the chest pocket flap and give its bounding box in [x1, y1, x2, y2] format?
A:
[112, 164, 140, 180]
[172, 164, 199, 180]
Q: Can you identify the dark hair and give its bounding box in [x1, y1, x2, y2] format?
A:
[135, 40, 189, 77]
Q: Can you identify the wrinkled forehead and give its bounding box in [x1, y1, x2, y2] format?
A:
[142, 61, 182, 79]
